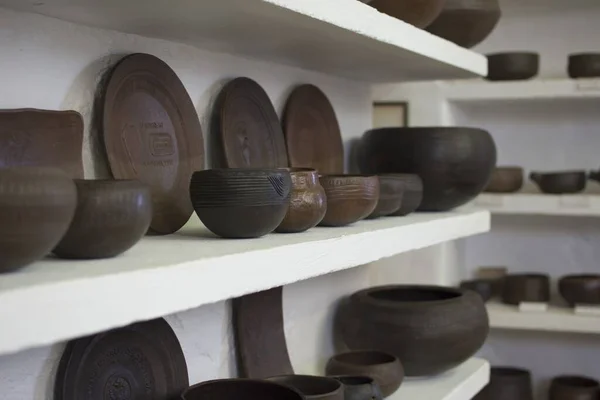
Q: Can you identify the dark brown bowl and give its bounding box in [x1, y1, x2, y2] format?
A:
[530, 171, 586, 194]
[389, 174, 423, 216]
[485, 167, 524, 193]
[53, 180, 152, 259]
[368, 175, 404, 219]
[0, 167, 76, 272]
[550, 375, 600, 400]
[568, 53, 600, 79]
[559, 275, 600, 307]
[368, 0, 445, 28]
[329, 376, 383, 400]
[486, 53, 539, 81]
[319, 175, 379, 227]
[181, 378, 304, 400]
[325, 351, 404, 397]
[460, 279, 494, 302]
[474, 367, 533, 400]
[276, 168, 327, 233]
[502, 274, 550, 305]
[266, 375, 343, 400]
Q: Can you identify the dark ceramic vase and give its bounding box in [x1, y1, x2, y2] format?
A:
[568, 53, 600, 79]
[276, 168, 327, 233]
[330, 376, 383, 400]
[530, 171, 587, 194]
[389, 174, 423, 216]
[368, 174, 404, 219]
[0, 167, 76, 272]
[474, 367, 533, 400]
[181, 379, 304, 400]
[502, 274, 550, 305]
[367, 0, 445, 28]
[485, 167, 524, 193]
[53, 180, 152, 259]
[319, 175, 379, 227]
[325, 351, 404, 398]
[559, 275, 600, 307]
[486, 53, 539, 81]
[460, 279, 494, 303]
[359, 128, 497, 211]
[550, 375, 600, 400]
[335, 285, 489, 377]
[267, 375, 344, 400]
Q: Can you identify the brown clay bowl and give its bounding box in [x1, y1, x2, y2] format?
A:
[276, 168, 327, 233]
[485, 167, 524, 193]
[319, 175, 379, 227]
[486, 53, 540, 81]
[502, 274, 550, 305]
[53, 180, 152, 259]
[0, 167, 76, 272]
[460, 279, 494, 302]
[181, 378, 304, 400]
[368, 0, 445, 28]
[389, 174, 423, 216]
[550, 375, 600, 400]
[559, 275, 600, 307]
[267, 375, 343, 400]
[474, 367, 533, 400]
[368, 174, 404, 219]
[325, 351, 404, 397]
[530, 171, 587, 194]
[568, 53, 600, 79]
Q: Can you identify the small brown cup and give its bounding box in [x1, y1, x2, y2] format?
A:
[276, 168, 327, 233]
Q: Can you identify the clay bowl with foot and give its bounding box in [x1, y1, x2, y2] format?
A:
[181, 378, 304, 400]
[559, 274, 600, 307]
[276, 168, 326, 233]
[267, 375, 343, 400]
[319, 175, 379, 227]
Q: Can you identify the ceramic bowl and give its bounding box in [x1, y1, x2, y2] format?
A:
[389, 174, 423, 216]
[53, 180, 152, 259]
[474, 367, 533, 400]
[559, 274, 600, 307]
[368, 175, 404, 219]
[568, 53, 600, 78]
[550, 375, 600, 400]
[181, 378, 304, 400]
[359, 128, 496, 211]
[460, 279, 494, 302]
[319, 175, 379, 227]
[325, 351, 404, 397]
[0, 167, 76, 272]
[367, 0, 445, 28]
[502, 274, 550, 305]
[276, 168, 326, 233]
[267, 375, 343, 400]
[335, 285, 489, 377]
[486, 52, 539, 81]
[190, 169, 291, 238]
[329, 376, 383, 400]
[530, 171, 586, 194]
[485, 167, 524, 193]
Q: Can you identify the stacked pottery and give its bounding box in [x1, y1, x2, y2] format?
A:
[474, 367, 533, 400]
[276, 168, 327, 233]
[319, 175, 379, 226]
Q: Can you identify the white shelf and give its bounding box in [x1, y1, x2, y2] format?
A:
[472, 193, 600, 217]
[0, 0, 486, 82]
[0, 209, 489, 355]
[391, 358, 490, 400]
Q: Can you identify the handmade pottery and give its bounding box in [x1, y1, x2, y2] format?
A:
[530, 171, 586, 194]
[54, 180, 152, 259]
[367, 0, 445, 28]
[559, 275, 600, 307]
[181, 379, 304, 400]
[267, 375, 344, 400]
[486, 53, 539, 81]
[485, 167, 524, 193]
[190, 169, 291, 238]
[330, 376, 383, 400]
[325, 351, 404, 397]
[568, 53, 600, 78]
[588, 170, 600, 183]
[460, 279, 494, 303]
[389, 174, 423, 216]
[276, 168, 327, 233]
[549, 375, 600, 400]
[335, 285, 489, 377]
[474, 367, 533, 400]
[367, 175, 404, 219]
[359, 128, 496, 211]
[502, 274, 550, 305]
[426, 0, 501, 48]
[0, 167, 76, 273]
[319, 175, 379, 227]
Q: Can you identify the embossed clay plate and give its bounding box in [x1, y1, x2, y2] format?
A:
[0, 109, 84, 178]
[283, 85, 344, 174]
[101, 53, 204, 235]
[213, 77, 288, 168]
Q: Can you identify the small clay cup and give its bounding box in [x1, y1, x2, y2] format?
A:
[502, 273, 550, 305]
[486, 52, 539, 81]
[181, 378, 304, 400]
[460, 279, 494, 302]
[319, 175, 379, 227]
[474, 367, 533, 400]
[559, 274, 600, 307]
[276, 168, 327, 233]
[568, 53, 600, 78]
[530, 171, 587, 194]
[368, 175, 404, 219]
[0, 167, 76, 272]
[325, 350, 404, 397]
[267, 375, 343, 400]
[330, 376, 383, 400]
[550, 375, 600, 400]
[485, 167, 524, 193]
[388, 174, 422, 216]
[53, 180, 152, 259]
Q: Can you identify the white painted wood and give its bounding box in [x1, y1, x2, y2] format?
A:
[518, 303, 548, 313]
[472, 193, 600, 217]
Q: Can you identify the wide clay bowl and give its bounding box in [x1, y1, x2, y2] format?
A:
[53, 180, 152, 259]
[389, 174, 423, 216]
[330, 376, 383, 400]
[368, 0, 445, 28]
[267, 375, 343, 400]
[474, 367, 533, 400]
[559, 275, 600, 307]
[426, 0, 501, 48]
[530, 171, 586, 194]
[502, 274, 550, 305]
[460, 279, 494, 303]
[181, 378, 304, 400]
[335, 285, 489, 377]
[550, 375, 600, 400]
[319, 175, 379, 227]
[0, 167, 76, 272]
[485, 167, 524, 193]
[190, 169, 291, 238]
[368, 174, 404, 219]
[276, 168, 327, 233]
[325, 351, 404, 397]
[568, 53, 600, 78]
[486, 53, 539, 81]
[359, 128, 496, 211]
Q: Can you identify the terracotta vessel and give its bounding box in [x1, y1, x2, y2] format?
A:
[53, 180, 152, 259]
[359, 128, 496, 211]
[367, 0, 445, 28]
[330, 376, 383, 400]
[190, 169, 291, 238]
[559, 275, 600, 307]
[319, 175, 379, 227]
[474, 367, 533, 400]
[486, 53, 539, 81]
[267, 375, 343, 400]
[181, 379, 304, 400]
[502, 274, 550, 305]
[368, 174, 404, 219]
[390, 174, 423, 216]
[550, 375, 600, 400]
[325, 351, 404, 397]
[530, 171, 586, 194]
[0, 167, 76, 272]
[568, 53, 600, 78]
[276, 168, 327, 233]
[485, 167, 524, 193]
[460, 279, 494, 303]
[335, 285, 489, 377]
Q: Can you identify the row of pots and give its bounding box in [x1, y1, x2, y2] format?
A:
[485, 167, 600, 194]
[486, 52, 600, 81]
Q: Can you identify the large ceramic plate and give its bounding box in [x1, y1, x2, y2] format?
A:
[101, 53, 204, 235]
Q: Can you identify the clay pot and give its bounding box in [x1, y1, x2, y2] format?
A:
[267, 375, 343, 400]
[389, 174, 423, 216]
[368, 175, 404, 219]
[53, 180, 152, 259]
[588, 170, 600, 183]
[568, 53, 600, 79]
[502, 274, 550, 305]
[460, 279, 494, 302]
[486, 53, 539, 81]
[325, 351, 404, 397]
[330, 376, 383, 400]
[474, 367, 533, 400]
[485, 167, 524, 193]
[559, 275, 600, 307]
[530, 171, 587, 194]
[368, 0, 445, 28]
[550, 375, 600, 400]
[181, 378, 304, 400]
[335, 285, 489, 377]
[359, 128, 496, 211]
[0, 167, 76, 272]
[319, 175, 379, 227]
[426, 0, 501, 48]
[190, 169, 291, 238]
[276, 168, 327, 233]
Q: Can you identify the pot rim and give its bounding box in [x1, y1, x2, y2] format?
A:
[352, 285, 467, 307]
[181, 378, 305, 399]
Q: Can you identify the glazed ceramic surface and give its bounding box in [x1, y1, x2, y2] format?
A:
[568, 53, 600, 78]
[502, 274, 550, 305]
[549, 375, 600, 400]
[368, 0, 445, 28]
[267, 375, 343, 400]
[276, 168, 327, 233]
[460, 279, 494, 303]
[559, 275, 600, 307]
[474, 367, 533, 400]
[530, 171, 586, 194]
[485, 167, 524, 193]
[330, 376, 383, 400]
[367, 174, 404, 219]
[181, 379, 304, 400]
[319, 175, 379, 227]
[486, 53, 539, 81]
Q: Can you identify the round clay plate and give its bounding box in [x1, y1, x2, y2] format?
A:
[214, 77, 288, 168]
[54, 318, 189, 400]
[102, 53, 204, 235]
[283, 84, 344, 174]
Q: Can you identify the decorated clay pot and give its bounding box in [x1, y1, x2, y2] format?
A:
[276, 168, 327, 233]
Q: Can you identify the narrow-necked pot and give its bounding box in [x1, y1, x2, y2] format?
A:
[181, 378, 305, 400]
[319, 175, 379, 227]
[266, 375, 343, 400]
[276, 168, 326, 233]
[368, 174, 404, 219]
[559, 274, 600, 307]
[460, 279, 494, 302]
[485, 167, 524, 193]
[486, 53, 539, 81]
[474, 367, 533, 400]
[530, 171, 586, 194]
[550, 375, 600, 400]
[568, 53, 600, 78]
[502, 274, 550, 305]
[330, 376, 383, 400]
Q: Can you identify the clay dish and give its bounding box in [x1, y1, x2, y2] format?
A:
[502, 274, 550, 305]
[559, 274, 600, 307]
[53, 180, 152, 259]
[460, 279, 494, 303]
[276, 168, 327, 233]
[319, 175, 379, 227]
[568, 53, 600, 78]
[181, 379, 304, 400]
[367, 0, 445, 28]
[474, 367, 533, 400]
[486, 53, 539, 81]
[267, 375, 343, 400]
[329, 376, 383, 400]
[550, 375, 600, 400]
[485, 166, 524, 193]
[367, 175, 404, 219]
[530, 171, 586, 194]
